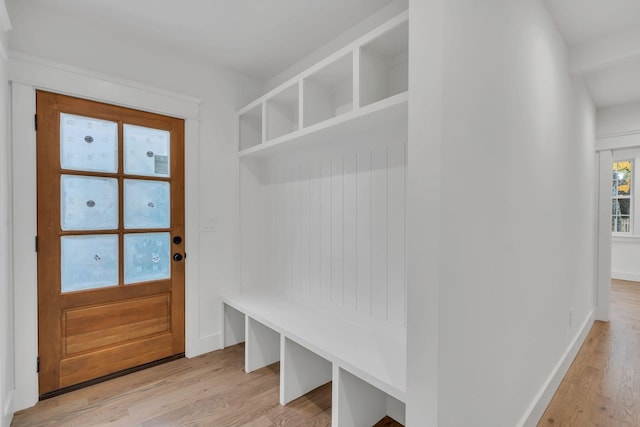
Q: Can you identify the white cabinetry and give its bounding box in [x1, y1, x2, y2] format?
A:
[230, 11, 409, 427]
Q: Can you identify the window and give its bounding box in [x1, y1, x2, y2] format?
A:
[613, 160, 632, 233]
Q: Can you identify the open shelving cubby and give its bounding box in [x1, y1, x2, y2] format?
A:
[360, 20, 409, 108]
[238, 104, 263, 151]
[303, 53, 353, 128]
[265, 83, 299, 141]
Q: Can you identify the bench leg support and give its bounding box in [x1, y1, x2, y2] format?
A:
[245, 317, 280, 373]
[280, 337, 332, 405]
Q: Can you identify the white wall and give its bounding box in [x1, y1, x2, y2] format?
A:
[436, 1, 596, 426]
[5, 0, 262, 413]
[597, 101, 640, 138]
[0, 2, 13, 426]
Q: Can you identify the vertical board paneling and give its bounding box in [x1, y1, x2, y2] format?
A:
[300, 163, 311, 297]
[258, 142, 405, 324]
[356, 151, 373, 316]
[285, 167, 293, 290]
[292, 166, 301, 294]
[343, 153, 358, 312]
[309, 161, 322, 299]
[371, 148, 389, 321]
[331, 157, 344, 305]
[320, 158, 332, 301]
[387, 142, 407, 324]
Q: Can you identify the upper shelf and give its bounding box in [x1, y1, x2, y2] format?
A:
[237, 11, 409, 159]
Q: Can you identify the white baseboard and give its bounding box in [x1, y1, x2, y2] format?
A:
[186, 333, 221, 359]
[518, 310, 594, 427]
[2, 389, 14, 427]
[611, 271, 640, 282]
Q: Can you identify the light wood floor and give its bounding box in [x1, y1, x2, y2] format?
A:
[11, 343, 403, 426]
[539, 279, 640, 426]
[19, 280, 636, 427]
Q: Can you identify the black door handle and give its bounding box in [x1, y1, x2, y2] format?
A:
[173, 253, 184, 262]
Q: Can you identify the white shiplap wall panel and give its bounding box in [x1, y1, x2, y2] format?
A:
[320, 158, 332, 300]
[331, 157, 345, 304]
[344, 153, 358, 312]
[387, 142, 407, 325]
[245, 139, 406, 325]
[356, 151, 373, 316]
[371, 148, 389, 321]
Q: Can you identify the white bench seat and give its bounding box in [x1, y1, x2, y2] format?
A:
[221, 291, 407, 426]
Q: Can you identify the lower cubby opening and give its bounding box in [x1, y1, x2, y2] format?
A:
[280, 337, 332, 405]
[223, 302, 406, 426]
[336, 368, 406, 427]
[223, 304, 245, 347]
[246, 317, 281, 373]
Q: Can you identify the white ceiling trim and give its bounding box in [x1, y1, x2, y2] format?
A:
[570, 26, 640, 74]
[9, 51, 202, 119]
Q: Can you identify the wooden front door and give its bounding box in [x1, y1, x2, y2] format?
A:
[36, 91, 185, 396]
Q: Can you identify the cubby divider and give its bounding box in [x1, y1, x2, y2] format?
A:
[245, 317, 280, 373]
[280, 337, 332, 405]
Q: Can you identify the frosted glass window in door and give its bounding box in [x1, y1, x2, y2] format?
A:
[60, 113, 118, 173]
[61, 234, 118, 292]
[124, 179, 170, 229]
[124, 232, 171, 284]
[61, 175, 118, 231]
[124, 124, 171, 177]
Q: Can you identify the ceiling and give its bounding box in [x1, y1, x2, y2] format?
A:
[5, 0, 395, 82]
[5, 1, 640, 109]
[545, 0, 640, 107]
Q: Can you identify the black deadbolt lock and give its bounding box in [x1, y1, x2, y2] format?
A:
[173, 236, 182, 245]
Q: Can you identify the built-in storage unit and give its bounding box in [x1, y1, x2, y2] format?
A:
[227, 11, 409, 427]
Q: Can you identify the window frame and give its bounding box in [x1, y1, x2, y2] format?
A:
[612, 159, 633, 235]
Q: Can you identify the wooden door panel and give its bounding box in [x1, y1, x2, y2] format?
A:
[36, 90, 185, 395]
[59, 334, 175, 388]
[62, 293, 171, 355]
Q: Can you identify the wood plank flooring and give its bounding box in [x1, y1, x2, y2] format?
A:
[12, 344, 333, 426]
[14, 279, 639, 427]
[12, 343, 403, 426]
[538, 279, 640, 426]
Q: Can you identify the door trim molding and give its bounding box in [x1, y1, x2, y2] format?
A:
[10, 56, 205, 412]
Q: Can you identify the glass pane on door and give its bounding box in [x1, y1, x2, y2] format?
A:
[124, 124, 171, 177]
[61, 234, 119, 292]
[124, 232, 171, 284]
[61, 175, 118, 231]
[60, 113, 118, 173]
[123, 179, 170, 229]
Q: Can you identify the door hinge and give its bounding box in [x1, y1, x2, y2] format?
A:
[34, 114, 38, 131]
[37, 356, 40, 373]
[35, 235, 39, 252]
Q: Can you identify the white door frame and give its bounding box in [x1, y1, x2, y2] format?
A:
[9, 54, 203, 412]
[594, 132, 640, 322]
